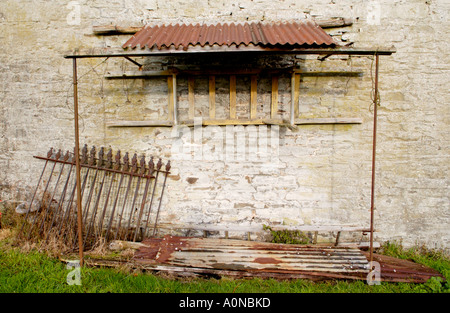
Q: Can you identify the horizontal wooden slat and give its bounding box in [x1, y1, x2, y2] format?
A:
[106, 120, 174, 127]
[106, 118, 363, 127]
[104, 70, 174, 78]
[156, 223, 370, 233]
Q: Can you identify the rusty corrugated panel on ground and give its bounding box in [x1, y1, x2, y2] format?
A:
[361, 252, 445, 283]
[133, 236, 370, 280]
[122, 21, 335, 50]
[130, 236, 445, 282]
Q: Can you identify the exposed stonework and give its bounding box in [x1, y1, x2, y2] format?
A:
[0, 0, 448, 252]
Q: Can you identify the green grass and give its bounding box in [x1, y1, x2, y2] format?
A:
[0, 211, 448, 294]
[0, 240, 448, 293]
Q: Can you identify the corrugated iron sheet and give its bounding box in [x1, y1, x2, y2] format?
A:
[122, 21, 335, 50]
[133, 236, 370, 280]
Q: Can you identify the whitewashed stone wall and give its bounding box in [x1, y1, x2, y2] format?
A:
[0, 0, 448, 251]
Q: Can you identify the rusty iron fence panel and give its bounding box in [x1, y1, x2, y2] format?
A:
[17, 145, 170, 250]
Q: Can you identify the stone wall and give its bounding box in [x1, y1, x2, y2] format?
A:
[0, 0, 448, 251]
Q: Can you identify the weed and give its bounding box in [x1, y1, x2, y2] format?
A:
[263, 224, 310, 244]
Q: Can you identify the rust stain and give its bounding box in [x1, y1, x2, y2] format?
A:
[253, 257, 282, 264]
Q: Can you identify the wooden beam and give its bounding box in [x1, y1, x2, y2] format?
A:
[173, 74, 178, 124]
[167, 76, 174, 122]
[104, 70, 174, 79]
[188, 77, 195, 119]
[295, 70, 363, 77]
[180, 69, 261, 76]
[294, 73, 300, 118]
[92, 25, 142, 35]
[106, 120, 174, 127]
[313, 17, 353, 29]
[104, 69, 364, 79]
[106, 117, 363, 128]
[290, 73, 295, 125]
[271, 76, 279, 119]
[250, 75, 257, 119]
[229, 75, 236, 119]
[65, 46, 396, 59]
[294, 117, 363, 125]
[92, 18, 352, 36]
[209, 76, 215, 119]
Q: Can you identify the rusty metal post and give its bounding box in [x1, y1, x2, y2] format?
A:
[369, 54, 379, 264]
[73, 58, 84, 266]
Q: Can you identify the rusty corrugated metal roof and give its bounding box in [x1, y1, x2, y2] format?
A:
[133, 236, 370, 280]
[122, 21, 335, 50]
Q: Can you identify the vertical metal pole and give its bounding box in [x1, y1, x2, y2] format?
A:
[369, 54, 379, 264]
[73, 58, 84, 266]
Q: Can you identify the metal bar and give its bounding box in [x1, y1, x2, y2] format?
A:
[45, 157, 74, 241]
[19, 147, 53, 236]
[133, 157, 154, 241]
[152, 161, 170, 237]
[369, 54, 379, 264]
[105, 152, 128, 240]
[144, 159, 162, 237]
[96, 149, 115, 240]
[125, 155, 146, 240]
[56, 166, 77, 237]
[173, 74, 178, 125]
[114, 153, 137, 240]
[33, 155, 146, 177]
[65, 157, 91, 240]
[37, 151, 70, 235]
[84, 148, 107, 248]
[73, 58, 84, 264]
[69, 146, 94, 247]
[63, 47, 396, 59]
[27, 149, 61, 239]
[124, 56, 143, 69]
[81, 147, 98, 227]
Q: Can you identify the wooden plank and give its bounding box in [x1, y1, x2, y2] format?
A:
[155, 223, 369, 233]
[180, 69, 261, 76]
[250, 75, 257, 119]
[104, 70, 173, 79]
[92, 18, 352, 35]
[92, 25, 142, 35]
[290, 72, 295, 125]
[229, 75, 236, 119]
[172, 74, 178, 124]
[167, 76, 174, 121]
[209, 76, 215, 119]
[271, 76, 279, 119]
[294, 73, 300, 118]
[295, 70, 363, 77]
[106, 118, 363, 128]
[188, 76, 195, 119]
[294, 117, 363, 125]
[104, 69, 363, 79]
[313, 17, 353, 29]
[106, 120, 174, 127]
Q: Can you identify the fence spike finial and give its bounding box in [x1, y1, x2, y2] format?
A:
[89, 146, 96, 166]
[122, 152, 130, 172]
[81, 144, 88, 164]
[98, 147, 104, 167]
[114, 150, 121, 170]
